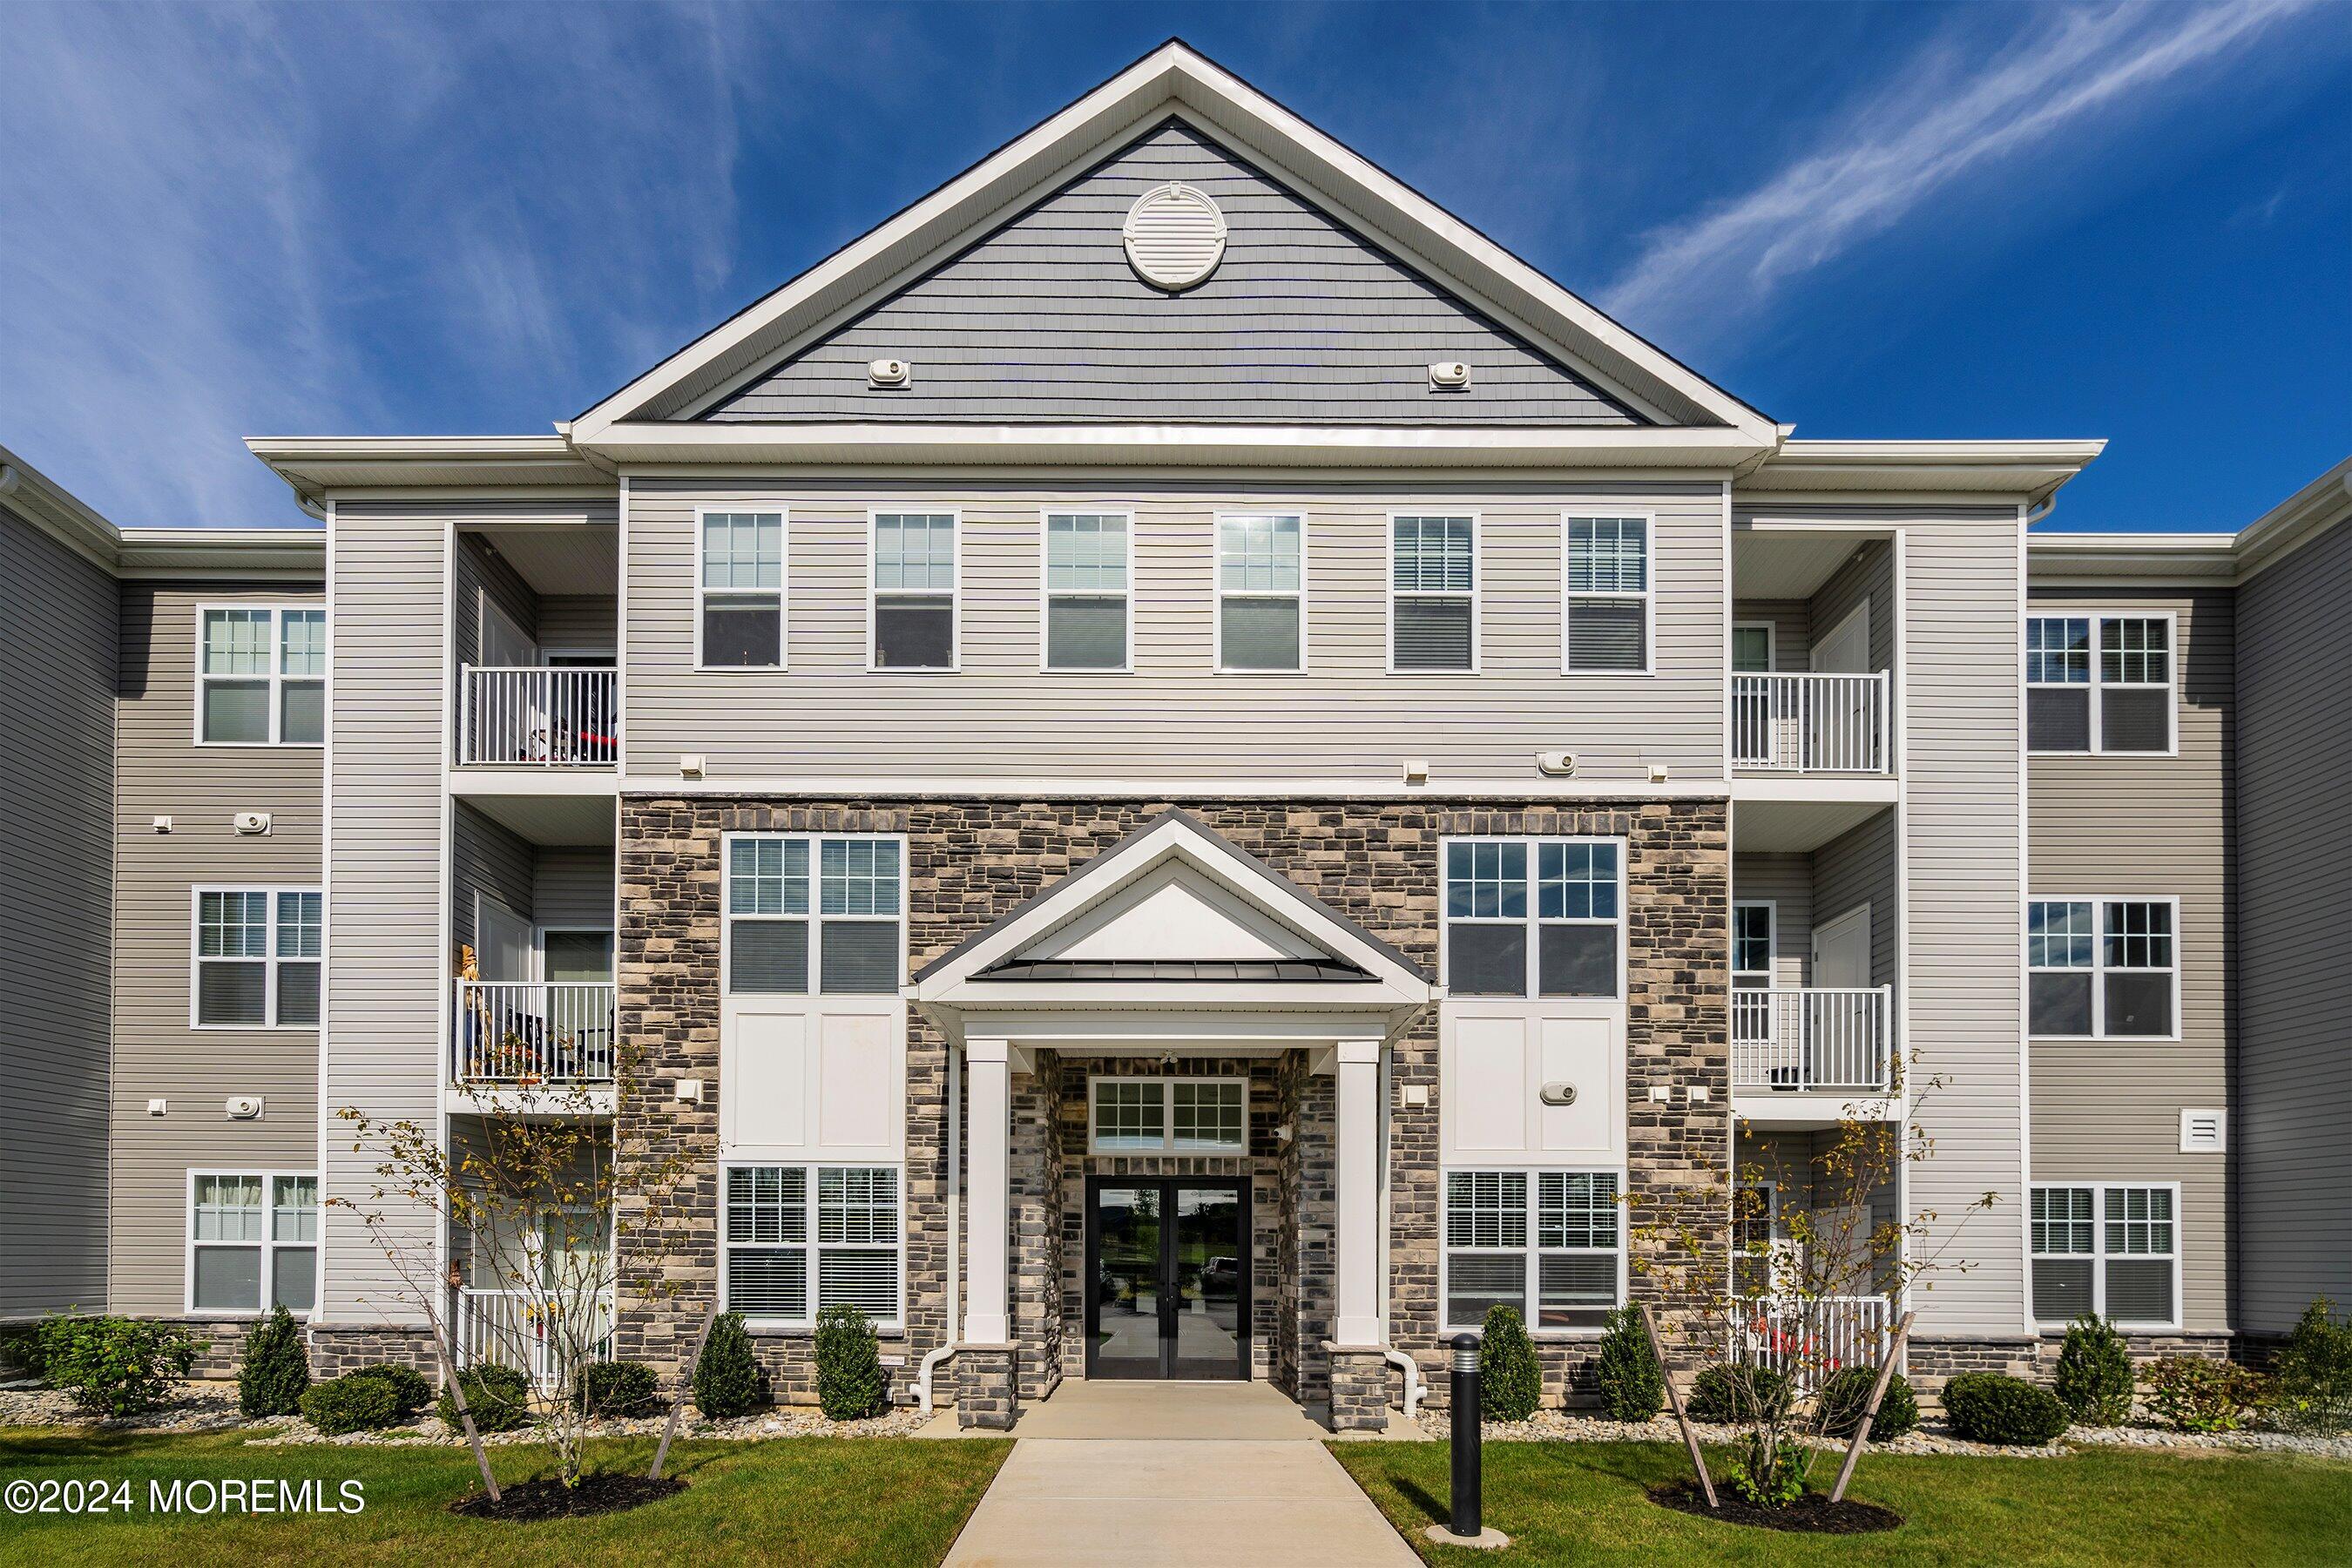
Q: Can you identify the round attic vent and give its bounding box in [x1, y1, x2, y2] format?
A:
[1123, 183, 1227, 292]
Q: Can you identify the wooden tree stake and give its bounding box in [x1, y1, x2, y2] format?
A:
[1828, 1308, 1914, 1504]
[649, 1299, 721, 1482]
[1639, 1302, 1716, 1509]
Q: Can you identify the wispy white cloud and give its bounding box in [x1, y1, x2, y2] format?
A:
[1599, 0, 2322, 355]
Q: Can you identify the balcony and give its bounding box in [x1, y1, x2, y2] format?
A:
[456, 1287, 613, 1391]
[458, 666, 617, 767]
[1732, 672, 1889, 774]
[1732, 986, 1893, 1098]
[454, 980, 616, 1087]
[1733, 1294, 1895, 1388]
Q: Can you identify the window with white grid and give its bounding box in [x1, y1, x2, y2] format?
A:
[698, 510, 785, 667]
[1445, 1168, 1622, 1331]
[1444, 837, 1624, 1000]
[2031, 1183, 2178, 1328]
[1218, 513, 1303, 671]
[1564, 516, 1650, 672]
[193, 888, 321, 1028]
[723, 1165, 901, 1325]
[1088, 1078, 1245, 1154]
[199, 605, 325, 745]
[1390, 515, 1475, 671]
[189, 1171, 316, 1315]
[871, 512, 956, 669]
[724, 835, 902, 997]
[1044, 512, 1129, 671]
[2026, 612, 2173, 754]
[2028, 896, 2176, 1038]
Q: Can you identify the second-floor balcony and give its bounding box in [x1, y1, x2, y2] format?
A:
[455, 979, 616, 1087]
[459, 665, 618, 767]
[1732, 671, 1890, 774]
[1732, 985, 1893, 1095]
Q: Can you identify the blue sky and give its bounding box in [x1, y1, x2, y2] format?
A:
[1, 2, 2344, 531]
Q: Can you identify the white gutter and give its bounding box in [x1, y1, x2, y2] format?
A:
[916, 1043, 963, 1413]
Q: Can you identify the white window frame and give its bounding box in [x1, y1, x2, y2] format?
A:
[2025, 610, 2177, 756]
[693, 506, 787, 672]
[1732, 899, 1775, 983]
[2030, 1180, 2182, 1330]
[193, 604, 326, 747]
[185, 1169, 318, 1318]
[720, 832, 909, 998]
[1386, 511, 1480, 675]
[1037, 509, 1134, 674]
[1213, 510, 1308, 674]
[1439, 1166, 1627, 1337]
[1560, 513, 1656, 676]
[867, 508, 961, 672]
[1437, 835, 1627, 1001]
[1731, 619, 1776, 673]
[1085, 1076, 1250, 1155]
[719, 1160, 906, 1331]
[189, 886, 322, 1031]
[2026, 894, 2181, 1042]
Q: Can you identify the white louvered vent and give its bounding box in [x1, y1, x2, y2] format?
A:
[2180, 1109, 2226, 1152]
[1123, 183, 1227, 292]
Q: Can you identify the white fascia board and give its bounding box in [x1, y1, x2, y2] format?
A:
[568, 41, 1776, 443]
[1744, 440, 2107, 504]
[244, 436, 608, 509]
[2025, 531, 2239, 587]
[924, 979, 1424, 1010]
[578, 421, 1771, 470]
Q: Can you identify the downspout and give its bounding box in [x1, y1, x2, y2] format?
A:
[916, 1041, 962, 1412]
[1376, 1033, 1424, 1418]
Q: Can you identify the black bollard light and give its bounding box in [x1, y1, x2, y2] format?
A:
[1449, 1331, 1483, 1539]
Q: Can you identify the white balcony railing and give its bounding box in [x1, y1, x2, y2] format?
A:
[1732, 672, 1890, 773]
[456, 1288, 614, 1391]
[1733, 1294, 1895, 1388]
[458, 665, 618, 766]
[454, 980, 616, 1085]
[1732, 986, 1893, 1093]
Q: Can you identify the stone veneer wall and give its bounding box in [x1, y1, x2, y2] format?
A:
[612, 796, 1728, 1414]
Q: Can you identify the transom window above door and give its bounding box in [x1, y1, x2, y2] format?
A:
[1088, 1078, 1248, 1154]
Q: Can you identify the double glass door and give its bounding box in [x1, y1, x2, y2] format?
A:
[1085, 1178, 1247, 1379]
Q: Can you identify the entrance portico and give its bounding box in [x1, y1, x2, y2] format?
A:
[913, 809, 1432, 1430]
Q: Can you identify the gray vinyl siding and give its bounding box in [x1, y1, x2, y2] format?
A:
[1732, 601, 1810, 671]
[703, 119, 1646, 428]
[2233, 518, 2352, 1332]
[2027, 586, 2232, 1333]
[456, 533, 536, 667]
[109, 581, 323, 1317]
[533, 848, 616, 932]
[1741, 502, 2027, 1335]
[538, 596, 618, 652]
[0, 510, 116, 1315]
[1815, 810, 1898, 990]
[452, 802, 534, 960]
[625, 478, 1727, 782]
[1811, 541, 1896, 673]
[1732, 852, 1813, 985]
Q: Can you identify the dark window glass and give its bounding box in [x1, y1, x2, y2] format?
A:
[276, 962, 321, 1026]
[2104, 972, 2173, 1037]
[2100, 688, 2170, 752]
[2028, 687, 2091, 751]
[1538, 924, 1617, 997]
[1447, 923, 1526, 997]
[703, 599, 781, 666]
[1444, 1254, 1524, 1328]
[1045, 596, 1125, 670]
[1567, 599, 1646, 671]
[1220, 598, 1301, 671]
[202, 681, 270, 744]
[198, 963, 267, 1026]
[2031, 1258, 2094, 1321]
[2030, 972, 2093, 1036]
[2104, 1259, 2173, 1324]
[874, 596, 953, 668]
[1537, 1254, 1618, 1328]
[820, 922, 899, 995]
[727, 1248, 808, 1318]
[1393, 598, 1472, 670]
[193, 1247, 262, 1311]
[280, 682, 324, 745]
[730, 922, 808, 993]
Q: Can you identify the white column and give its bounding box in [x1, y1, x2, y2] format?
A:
[1334, 1037, 1384, 1347]
[962, 1037, 1012, 1346]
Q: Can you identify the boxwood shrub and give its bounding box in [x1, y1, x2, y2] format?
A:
[578, 1359, 661, 1420]
[237, 1306, 310, 1419]
[299, 1373, 403, 1435]
[1592, 1307, 1664, 1422]
[1687, 1364, 1792, 1424]
[1478, 1306, 1543, 1422]
[346, 1362, 432, 1421]
[1943, 1371, 2069, 1445]
[2054, 1315, 2136, 1426]
[437, 1363, 533, 1432]
[1818, 1366, 1919, 1440]
[2271, 1297, 2352, 1436]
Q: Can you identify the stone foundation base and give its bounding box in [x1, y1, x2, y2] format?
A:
[957, 1345, 1018, 1430]
[1324, 1344, 1392, 1432]
[306, 1324, 443, 1380]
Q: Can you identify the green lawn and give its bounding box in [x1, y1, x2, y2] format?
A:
[0, 1428, 1010, 1566]
[1331, 1438, 2352, 1566]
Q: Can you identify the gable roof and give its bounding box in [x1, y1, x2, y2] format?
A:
[570, 40, 1777, 448]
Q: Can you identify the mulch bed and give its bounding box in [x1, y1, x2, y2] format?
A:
[1650, 1479, 1903, 1534]
[449, 1473, 686, 1521]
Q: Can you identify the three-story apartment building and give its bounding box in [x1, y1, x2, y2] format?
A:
[3, 43, 2344, 1430]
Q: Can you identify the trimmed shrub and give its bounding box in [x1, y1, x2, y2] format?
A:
[692, 1312, 767, 1418]
[1818, 1366, 1919, 1441]
[578, 1360, 661, 1420]
[2270, 1297, 2352, 1436]
[299, 1374, 402, 1435]
[237, 1305, 310, 1419]
[1943, 1372, 2069, 1445]
[437, 1363, 533, 1433]
[346, 1362, 432, 1421]
[814, 1305, 889, 1421]
[2053, 1315, 2136, 1426]
[1687, 1364, 1792, 1424]
[37, 1315, 196, 1418]
[2142, 1355, 2268, 1434]
[1478, 1306, 1542, 1422]
[1592, 1306, 1664, 1422]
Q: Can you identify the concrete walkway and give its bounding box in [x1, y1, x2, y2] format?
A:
[942, 1383, 1421, 1567]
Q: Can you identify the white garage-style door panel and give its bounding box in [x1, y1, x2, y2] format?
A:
[1441, 1004, 1625, 1166]
[720, 1001, 905, 1162]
